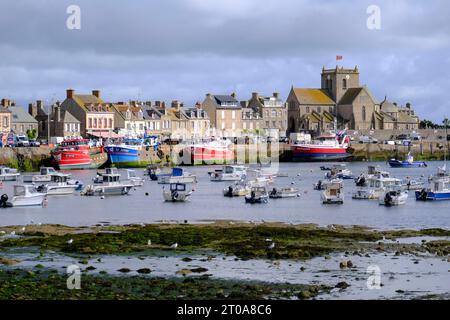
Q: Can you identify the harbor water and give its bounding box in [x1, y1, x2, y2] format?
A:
[0, 161, 449, 230]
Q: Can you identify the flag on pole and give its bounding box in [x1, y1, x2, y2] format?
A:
[336, 55, 343, 61]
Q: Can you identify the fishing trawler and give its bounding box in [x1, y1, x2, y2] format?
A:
[291, 130, 351, 162]
[52, 138, 107, 170]
[179, 138, 234, 165]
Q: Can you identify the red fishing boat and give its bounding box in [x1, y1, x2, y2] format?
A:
[291, 131, 351, 162]
[51, 138, 108, 170]
[179, 139, 234, 165]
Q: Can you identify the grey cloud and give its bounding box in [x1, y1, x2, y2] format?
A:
[0, 0, 449, 121]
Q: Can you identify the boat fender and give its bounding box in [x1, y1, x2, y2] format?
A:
[171, 190, 179, 201]
[0, 194, 8, 207]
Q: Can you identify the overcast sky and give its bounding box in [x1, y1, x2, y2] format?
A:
[0, 0, 449, 121]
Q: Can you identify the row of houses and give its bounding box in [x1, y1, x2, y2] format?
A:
[0, 65, 421, 144]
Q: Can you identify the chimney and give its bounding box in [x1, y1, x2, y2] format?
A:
[36, 100, 43, 113]
[92, 90, 100, 99]
[206, 93, 211, 98]
[1, 98, 11, 107]
[273, 92, 279, 99]
[252, 92, 258, 100]
[195, 101, 202, 109]
[231, 92, 236, 98]
[29, 103, 37, 117]
[54, 105, 61, 123]
[67, 89, 74, 99]
[171, 100, 181, 110]
[406, 102, 411, 109]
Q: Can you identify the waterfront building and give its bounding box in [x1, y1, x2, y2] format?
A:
[185, 103, 210, 139]
[0, 100, 11, 145]
[0, 99, 38, 137]
[247, 92, 287, 137]
[111, 102, 146, 137]
[202, 93, 242, 136]
[60, 89, 115, 138]
[287, 66, 420, 134]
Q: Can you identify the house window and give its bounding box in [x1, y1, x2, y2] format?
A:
[104, 119, 107, 128]
[221, 122, 225, 130]
[3, 116, 8, 128]
[362, 106, 366, 121]
[88, 118, 92, 128]
[249, 122, 253, 130]
[139, 124, 144, 130]
[306, 107, 310, 113]
[21, 125, 25, 132]
[221, 110, 225, 120]
[232, 111, 236, 119]
[265, 121, 270, 127]
[243, 122, 247, 130]
[317, 107, 322, 113]
[65, 124, 68, 132]
[232, 122, 236, 130]
[94, 118, 98, 128]
[343, 78, 347, 90]
[109, 119, 113, 128]
[271, 110, 276, 117]
[98, 118, 102, 129]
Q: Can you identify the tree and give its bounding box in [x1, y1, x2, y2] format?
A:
[26, 129, 37, 140]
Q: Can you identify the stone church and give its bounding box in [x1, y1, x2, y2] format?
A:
[287, 66, 419, 134]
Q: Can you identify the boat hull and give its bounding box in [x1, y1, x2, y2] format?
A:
[105, 145, 157, 168]
[415, 190, 450, 201]
[388, 160, 427, 168]
[180, 146, 234, 165]
[291, 145, 351, 162]
[52, 149, 108, 170]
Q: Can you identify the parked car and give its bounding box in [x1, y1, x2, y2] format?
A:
[359, 136, 378, 144]
[383, 140, 396, 145]
[278, 137, 288, 143]
[29, 139, 41, 147]
[15, 135, 30, 147]
[410, 133, 422, 141]
[396, 134, 410, 140]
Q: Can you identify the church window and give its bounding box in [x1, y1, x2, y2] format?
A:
[343, 79, 347, 90]
[362, 106, 366, 121]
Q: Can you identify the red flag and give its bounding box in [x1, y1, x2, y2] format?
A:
[336, 55, 343, 61]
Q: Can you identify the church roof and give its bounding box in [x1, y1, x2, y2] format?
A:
[338, 88, 363, 105]
[292, 88, 335, 105]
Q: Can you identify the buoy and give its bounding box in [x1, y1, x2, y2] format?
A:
[145, 192, 149, 196]
[100, 196, 105, 199]
[43, 199, 48, 208]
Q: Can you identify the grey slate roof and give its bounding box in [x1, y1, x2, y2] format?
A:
[9, 106, 38, 123]
[213, 95, 239, 107]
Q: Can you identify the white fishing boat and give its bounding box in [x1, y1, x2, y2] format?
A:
[416, 166, 450, 201]
[34, 174, 82, 196]
[355, 166, 390, 187]
[223, 181, 251, 197]
[321, 180, 344, 204]
[158, 167, 197, 185]
[0, 166, 20, 181]
[0, 185, 46, 207]
[379, 189, 408, 206]
[210, 165, 247, 182]
[82, 168, 134, 196]
[245, 186, 269, 204]
[314, 178, 343, 191]
[22, 167, 68, 183]
[402, 178, 425, 191]
[325, 164, 354, 180]
[125, 169, 145, 187]
[163, 183, 192, 202]
[269, 187, 299, 199]
[352, 174, 403, 200]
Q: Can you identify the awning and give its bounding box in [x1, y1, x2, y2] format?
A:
[88, 131, 123, 139]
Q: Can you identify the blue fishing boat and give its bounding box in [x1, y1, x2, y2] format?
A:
[388, 152, 427, 168]
[415, 166, 450, 201]
[105, 137, 159, 167]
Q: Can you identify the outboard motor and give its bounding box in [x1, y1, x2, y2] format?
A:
[171, 190, 179, 201]
[0, 194, 8, 208]
[355, 175, 366, 187]
[384, 192, 393, 206]
[419, 189, 428, 201]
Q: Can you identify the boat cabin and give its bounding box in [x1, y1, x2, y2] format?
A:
[50, 174, 70, 183]
[169, 183, 187, 192]
[14, 185, 41, 196]
[0, 167, 18, 175]
[40, 167, 57, 175]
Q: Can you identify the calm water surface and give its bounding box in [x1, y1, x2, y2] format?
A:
[1, 161, 449, 230]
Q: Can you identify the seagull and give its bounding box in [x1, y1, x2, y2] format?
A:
[170, 242, 178, 249]
[67, 239, 73, 244]
[268, 242, 275, 249]
[147, 240, 152, 246]
[291, 181, 295, 185]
